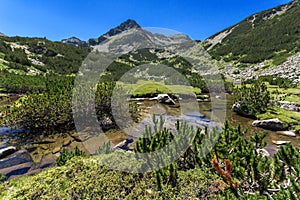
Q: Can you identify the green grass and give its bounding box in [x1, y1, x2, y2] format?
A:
[117, 80, 201, 97]
[267, 83, 300, 104]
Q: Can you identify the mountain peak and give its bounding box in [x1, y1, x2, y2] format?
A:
[106, 19, 141, 37]
[89, 19, 141, 45]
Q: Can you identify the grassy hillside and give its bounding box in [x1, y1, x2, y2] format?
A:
[205, 0, 300, 67]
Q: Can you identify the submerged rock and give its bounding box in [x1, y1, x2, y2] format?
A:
[252, 118, 286, 131]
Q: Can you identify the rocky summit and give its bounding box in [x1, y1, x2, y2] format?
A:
[88, 19, 141, 46]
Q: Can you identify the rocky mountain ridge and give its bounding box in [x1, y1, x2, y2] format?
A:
[62, 19, 193, 54]
[61, 36, 88, 47]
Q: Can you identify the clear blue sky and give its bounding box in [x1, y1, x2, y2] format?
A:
[0, 0, 292, 41]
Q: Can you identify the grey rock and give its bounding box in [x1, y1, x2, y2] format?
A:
[252, 118, 286, 131]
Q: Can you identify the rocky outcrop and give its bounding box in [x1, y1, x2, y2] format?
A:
[232, 103, 257, 119]
[252, 118, 286, 131]
[0, 146, 17, 160]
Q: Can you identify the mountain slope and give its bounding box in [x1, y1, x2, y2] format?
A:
[204, 0, 300, 67]
[0, 36, 90, 75]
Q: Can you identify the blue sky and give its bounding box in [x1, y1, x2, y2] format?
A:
[0, 0, 292, 41]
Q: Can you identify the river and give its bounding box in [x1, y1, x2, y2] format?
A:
[0, 94, 299, 179]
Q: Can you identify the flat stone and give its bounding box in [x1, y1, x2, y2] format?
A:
[264, 144, 279, 157]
